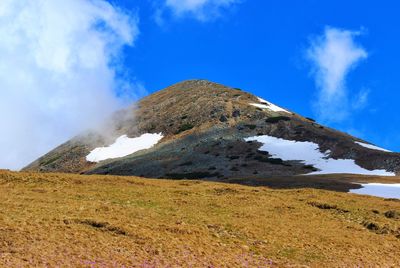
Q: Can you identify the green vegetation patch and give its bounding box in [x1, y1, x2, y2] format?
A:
[254, 156, 291, 166]
[265, 116, 291, 124]
[176, 123, 194, 134]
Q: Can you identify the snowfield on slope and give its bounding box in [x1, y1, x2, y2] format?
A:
[86, 133, 164, 163]
[245, 135, 395, 176]
[355, 141, 392, 152]
[350, 183, 400, 199]
[249, 97, 289, 113]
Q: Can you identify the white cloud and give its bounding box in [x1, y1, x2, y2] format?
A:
[0, 0, 139, 170]
[352, 88, 370, 110]
[307, 27, 368, 122]
[157, 0, 240, 22]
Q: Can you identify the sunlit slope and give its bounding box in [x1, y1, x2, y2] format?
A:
[1, 171, 400, 267]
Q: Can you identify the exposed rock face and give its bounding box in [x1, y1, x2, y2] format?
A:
[23, 80, 400, 179]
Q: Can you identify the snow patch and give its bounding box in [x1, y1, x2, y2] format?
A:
[250, 103, 271, 109]
[244, 135, 395, 176]
[355, 141, 392, 152]
[86, 133, 164, 163]
[350, 183, 400, 199]
[249, 97, 289, 113]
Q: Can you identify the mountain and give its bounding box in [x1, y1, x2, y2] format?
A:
[23, 80, 400, 180]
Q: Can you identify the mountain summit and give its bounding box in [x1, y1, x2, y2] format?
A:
[24, 80, 400, 179]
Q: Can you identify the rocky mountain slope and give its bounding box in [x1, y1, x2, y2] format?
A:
[23, 80, 400, 179]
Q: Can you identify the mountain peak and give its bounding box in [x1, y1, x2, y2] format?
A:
[24, 80, 400, 179]
[157, 79, 233, 94]
[172, 79, 222, 86]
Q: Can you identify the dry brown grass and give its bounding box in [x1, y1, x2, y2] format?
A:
[0, 170, 400, 267]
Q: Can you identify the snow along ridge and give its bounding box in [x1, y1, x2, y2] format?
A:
[249, 97, 289, 113]
[355, 141, 392, 153]
[245, 135, 395, 176]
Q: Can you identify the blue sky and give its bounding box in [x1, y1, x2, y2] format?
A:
[116, 0, 400, 152]
[0, 0, 399, 169]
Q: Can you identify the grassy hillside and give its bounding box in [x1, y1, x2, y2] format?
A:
[0, 170, 399, 267]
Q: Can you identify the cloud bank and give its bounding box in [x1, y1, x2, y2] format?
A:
[0, 0, 139, 170]
[157, 0, 240, 22]
[307, 27, 368, 122]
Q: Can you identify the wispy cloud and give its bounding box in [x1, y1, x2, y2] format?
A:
[307, 27, 368, 122]
[155, 0, 241, 23]
[352, 88, 370, 110]
[0, 0, 139, 170]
